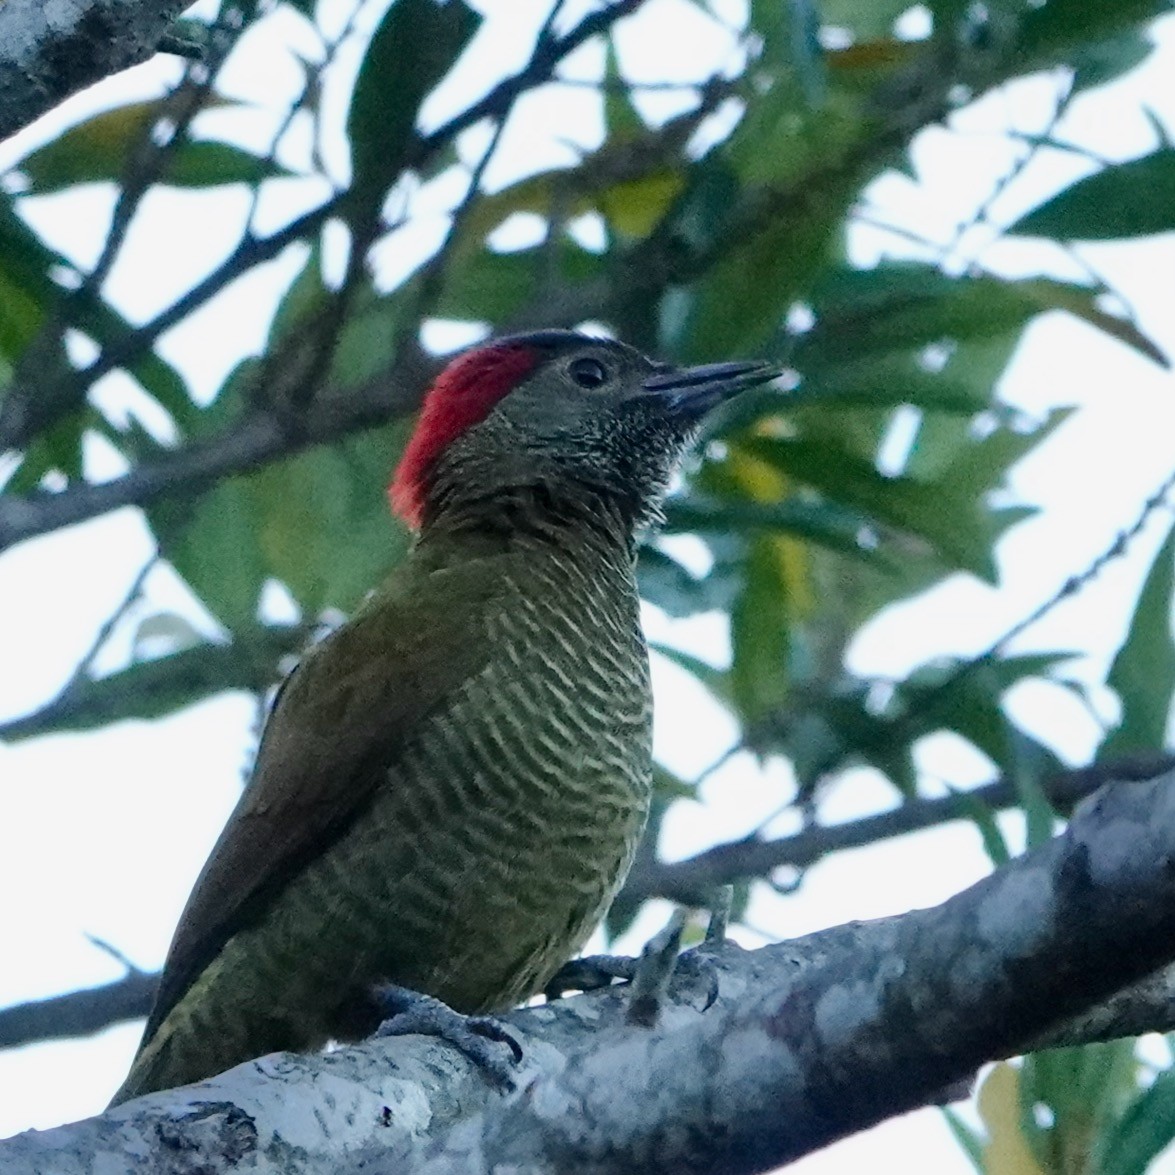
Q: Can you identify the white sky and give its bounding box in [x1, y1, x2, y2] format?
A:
[2, 1, 1175, 1170]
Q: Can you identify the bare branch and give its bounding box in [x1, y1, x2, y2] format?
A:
[621, 753, 1175, 905]
[0, 0, 191, 142]
[1033, 961, 1175, 1049]
[6, 770, 1175, 1173]
[0, 356, 431, 553]
[0, 972, 155, 1050]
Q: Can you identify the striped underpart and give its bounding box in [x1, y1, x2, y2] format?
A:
[122, 521, 652, 1096]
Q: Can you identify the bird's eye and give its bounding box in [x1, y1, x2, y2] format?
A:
[569, 357, 609, 389]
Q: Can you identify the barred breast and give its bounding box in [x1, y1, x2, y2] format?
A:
[328, 531, 654, 1012]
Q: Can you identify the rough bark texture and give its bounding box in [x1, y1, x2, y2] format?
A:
[5, 770, 1175, 1174]
[0, 0, 189, 141]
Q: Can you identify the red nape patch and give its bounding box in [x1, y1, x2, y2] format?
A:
[389, 343, 540, 527]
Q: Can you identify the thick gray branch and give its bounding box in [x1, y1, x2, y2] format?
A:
[0, 0, 189, 141]
[6, 771, 1175, 1174]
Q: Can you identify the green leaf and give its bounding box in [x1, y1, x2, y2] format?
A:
[1021, 1042, 1140, 1175]
[1008, 727, 1062, 850]
[1009, 151, 1175, 241]
[269, 243, 329, 347]
[663, 495, 884, 562]
[802, 264, 1035, 356]
[163, 141, 294, 189]
[729, 537, 792, 725]
[602, 35, 646, 143]
[17, 101, 162, 191]
[638, 545, 738, 619]
[0, 194, 198, 443]
[328, 284, 412, 390]
[940, 1106, 986, 1175]
[346, 0, 480, 217]
[4, 409, 90, 491]
[0, 195, 61, 358]
[17, 100, 287, 194]
[69, 300, 201, 438]
[899, 657, 1071, 790]
[794, 354, 994, 415]
[249, 427, 413, 616]
[151, 420, 412, 628]
[954, 788, 1012, 868]
[742, 435, 1006, 580]
[145, 363, 271, 628]
[650, 642, 733, 711]
[681, 174, 854, 358]
[0, 255, 47, 359]
[716, 671, 926, 796]
[153, 466, 270, 631]
[1099, 1068, 1175, 1175]
[433, 238, 604, 324]
[1070, 31, 1153, 93]
[815, 0, 917, 40]
[1102, 522, 1175, 756]
[800, 265, 1165, 369]
[1019, 0, 1166, 60]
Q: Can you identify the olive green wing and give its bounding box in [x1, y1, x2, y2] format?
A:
[141, 554, 509, 1044]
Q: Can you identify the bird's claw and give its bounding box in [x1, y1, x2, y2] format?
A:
[626, 909, 688, 1026]
[544, 953, 637, 1000]
[702, 884, 733, 947]
[547, 888, 732, 1026]
[373, 984, 522, 1089]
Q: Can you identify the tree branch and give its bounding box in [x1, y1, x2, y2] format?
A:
[620, 752, 1175, 905]
[5, 769, 1175, 1173]
[0, 972, 156, 1051]
[0, 347, 441, 553]
[4, 755, 1170, 1054]
[0, 0, 190, 142]
[0, 0, 652, 553]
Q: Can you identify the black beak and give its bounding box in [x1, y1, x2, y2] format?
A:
[643, 359, 780, 418]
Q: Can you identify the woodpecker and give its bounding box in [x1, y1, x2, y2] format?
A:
[112, 330, 777, 1104]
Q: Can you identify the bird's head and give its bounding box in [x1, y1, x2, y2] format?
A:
[390, 330, 778, 533]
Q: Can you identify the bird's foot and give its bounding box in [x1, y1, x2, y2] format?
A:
[547, 887, 732, 1025]
[699, 884, 733, 949]
[626, 908, 689, 1027]
[373, 984, 522, 1089]
[544, 953, 637, 1000]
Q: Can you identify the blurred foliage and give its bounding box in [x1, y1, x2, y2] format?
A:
[3, 0, 1175, 1165]
[952, 1043, 1175, 1175]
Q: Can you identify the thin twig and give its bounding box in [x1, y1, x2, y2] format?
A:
[0, 3, 259, 453]
[943, 71, 1077, 267]
[64, 552, 159, 690]
[960, 463, 1175, 670]
[0, 0, 649, 449]
[83, 934, 145, 978]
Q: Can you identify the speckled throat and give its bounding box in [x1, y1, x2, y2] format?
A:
[113, 493, 653, 1103]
